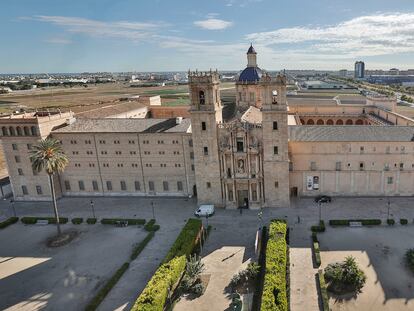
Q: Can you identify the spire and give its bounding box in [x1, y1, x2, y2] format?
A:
[247, 44, 257, 67]
[247, 43, 256, 54]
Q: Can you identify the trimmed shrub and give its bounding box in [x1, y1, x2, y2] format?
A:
[21, 217, 68, 224]
[405, 248, 414, 273]
[311, 232, 318, 243]
[131, 256, 186, 311]
[101, 218, 145, 225]
[144, 219, 160, 232]
[313, 242, 321, 268]
[84, 262, 129, 311]
[261, 220, 288, 311]
[317, 270, 329, 311]
[71, 218, 83, 224]
[387, 219, 395, 226]
[329, 219, 381, 226]
[252, 226, 267, 311]
[130, 231, 155, 261]
[400, 218, 408, 225]
[311, 220, 325, 233]
[0, 217, 19, 229]
[86, 218, 97, 224]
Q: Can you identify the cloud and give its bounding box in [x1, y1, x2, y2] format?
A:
[44, 37, 72, 44]
[246, 13, 414, 58]
[194, 18, 233, 30]
[224, 0, 263, 8]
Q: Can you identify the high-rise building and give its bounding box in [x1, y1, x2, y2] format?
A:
[354, 61, 365, 79]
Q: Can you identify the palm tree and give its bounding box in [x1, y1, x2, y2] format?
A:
[30, 138, 68, 235]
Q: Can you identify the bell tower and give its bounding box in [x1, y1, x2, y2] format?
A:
[260, 73, 290, 207]
[189, 70, 223, 207]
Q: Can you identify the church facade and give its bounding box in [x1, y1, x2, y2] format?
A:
[2, 46, 414, 209]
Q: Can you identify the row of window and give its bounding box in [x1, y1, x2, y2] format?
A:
[70, 162, 190, 169]
[11, 143, 32, 151]
[69, 150, 184, 156]
[309, 161, 412, 171]
[69, 139, 191, 146]
[64, 180, 184, 192]
[21, 185, 42, 195]
[2, 126, 37, 137]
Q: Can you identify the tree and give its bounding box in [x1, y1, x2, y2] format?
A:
[30, 138, 68, 235]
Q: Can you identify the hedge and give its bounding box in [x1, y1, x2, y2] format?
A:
[21, 217, 68, 224]
[144, 219, 160, 232]
[163, 218, 202, 264]
[387, 219, 395, 226]
[400, 218, 408, 225]
[131, 218, 202, 311]
[0, 217, 19, 229]
[86, 218, 97, 224]
[311, 220, 326, 233]
[252, 226, 268, 311]
[317, 270, 329, 311]
[130, 231, 155, 261]
[329, 219, 381, 226]
[84, 262, 129, 311]
[71, 218, 83, 224]
[313, 241, 321, 267]
[100, 218, 145, 225]
[261, 220, 288, 311]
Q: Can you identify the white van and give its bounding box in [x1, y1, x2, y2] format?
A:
[194, 205, 215, 217]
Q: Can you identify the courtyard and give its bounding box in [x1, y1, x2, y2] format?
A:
[319, 225, 414, 311]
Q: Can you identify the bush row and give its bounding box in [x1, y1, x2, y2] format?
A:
[313, 241, 321, 268]
[317, 270, 330, 311]
[87, 218, 97, 224]
[130, 231, 155, 261]
[21, 217, 68, 224]
[261, 220, 288, 311]
[252, 226, 268, 311]
[100, 218, 145, 225]
[71, 218, 83, 224]
[84, 262, 130, 311]
[311, 220, 326, 233]
[131, 218, 202, 311]
[0, 217, 19, 229]
[400, 218, 408, 225]
[329, 219, 381, 226]
[387, 219, 395, 225]
[144, 219, 160, 232]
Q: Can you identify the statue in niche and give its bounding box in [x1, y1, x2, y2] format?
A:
[237, 159, 245, 174]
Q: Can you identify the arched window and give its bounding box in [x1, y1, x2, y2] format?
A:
[199, 91, 205, 105]
[306, 119, 314, 125]
[30, 126, 37, 136]
[300, 119, 305, 125]
[326, 119, 334, 125]
[9, 127, 16, 136]
[316, 119, 324, 125]
[16, 127, 22, 136]
[24, 126, 30, 136]
[355, 119, 363, 125]
[336, 119, 344, 125]
[2, 127, 8, 136]
[272, 90, 278, 104]
[346, 119, 353, 125]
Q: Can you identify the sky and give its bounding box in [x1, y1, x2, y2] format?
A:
[1, 0, 414, 73]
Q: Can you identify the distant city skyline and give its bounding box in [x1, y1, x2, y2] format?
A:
[1, 0, 414, 73]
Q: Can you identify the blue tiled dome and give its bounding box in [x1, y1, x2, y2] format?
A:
[238, 67, 262, 82]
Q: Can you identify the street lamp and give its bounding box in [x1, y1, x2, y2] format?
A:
[387, 199, 391, 220]
[10, 199, 16, 217]
[151, 201, 155, 220]
[90, 200, 96, 219]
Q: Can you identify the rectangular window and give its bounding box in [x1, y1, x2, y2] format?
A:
[191, 164, 195, 171]
[384, 163, 390, 171]
[27, 144, 32, 150]
[12, 143, 17, 150]
[249, 92, 255, 101]
[359, 162, 364, 170]
[120, 181, 127, 191]
[203, 147, 208, 155]
[189, 139, 193, 147]
[335, 162, 342, 171]
[273, 121, 278, 130]
[149, 181, 155, 191]
[18, 168, 23, 175]
[134, 181, 141, 191]
[163, 181, 169, 191]
[275, 181, 279, 188]
[36, 185, 42, 195]
[360, 146, 364, 153]
[206, 182, 211, 188]
[92, 180, 99, 191]
[310, 161, 317, 171]
[190, 152, 194, 159]
[106, 181, 112, 191]
[64, 180, 71, 191]
[228, 189, 233, 201]
[274, 146, 278, 155]
[400, 163, 404, 170]
[252, 190, 257, 201]
[177, 181, 183, 191]
[387, 177, 393, 184]
[237, 139, 244, 152]
[22, 185, 28, 195]
[78, 181, 85, 191]
[201, 122, 206, 131]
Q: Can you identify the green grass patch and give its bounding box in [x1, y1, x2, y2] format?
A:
[84, 262, 130, 311]
[144, 219, 160, 232]
[21, 217, 68, 224]
[0, 217, 19, 229]
[130, 231, 155, 261]
[261, 220, 288, 311]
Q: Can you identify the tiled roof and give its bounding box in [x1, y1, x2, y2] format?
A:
[241, 106, 262, 124]
[289, 125, 414, 142]
[238, 67, 262, 82]
[53, 118, 191, 134]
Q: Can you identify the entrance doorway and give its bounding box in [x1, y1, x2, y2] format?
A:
[290, 187, 298, 197]
[237, 190, 249, 208]
[193, 185, 197, 196]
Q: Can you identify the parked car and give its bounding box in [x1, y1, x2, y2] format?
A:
[194, 204, 215, 217]
[314, 195, 332, 203]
